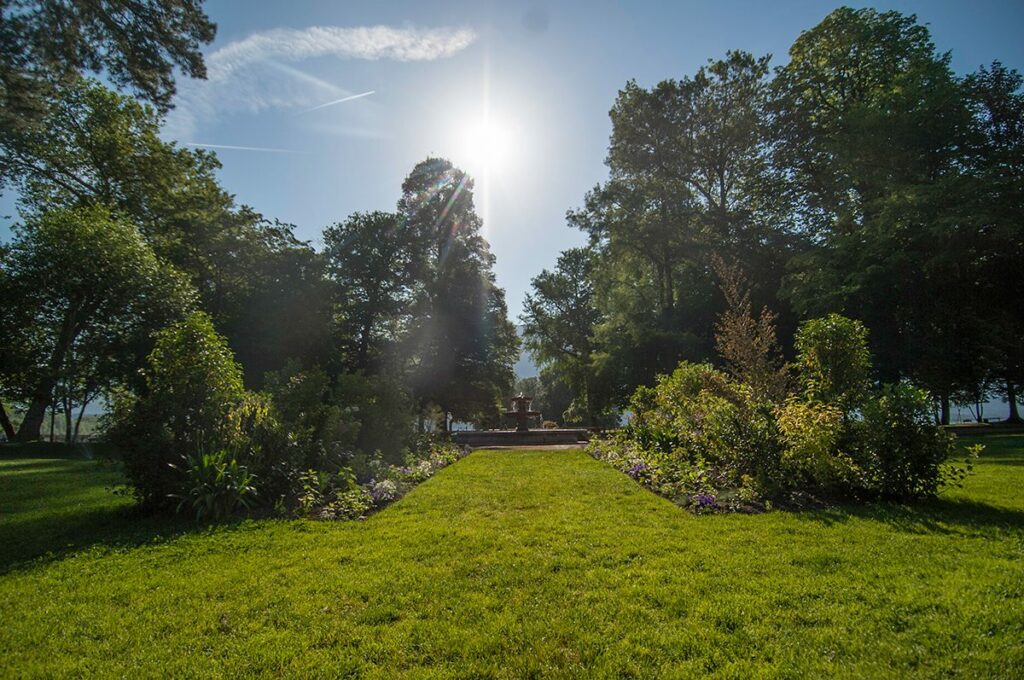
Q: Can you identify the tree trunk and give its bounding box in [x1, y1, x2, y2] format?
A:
[17, 300, 84, 442]
[48, 402, 56, 443]
[15, 394, 50, 442]
[73, 398, 90, 443]
[1007, 379, 1022, 424]
[63, 395, 73, 445]
[940, 393, 951, 426]
[0, 402, 15, 441]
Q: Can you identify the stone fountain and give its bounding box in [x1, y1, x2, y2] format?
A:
[453, 394, 589, 448]
[505, 394, 542, 432]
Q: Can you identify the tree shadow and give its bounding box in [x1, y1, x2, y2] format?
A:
[0, 441, 117, 461]
[1, 442, 250, 574]
[796, 497, 1024, 538]
[0, 504, 222, 575]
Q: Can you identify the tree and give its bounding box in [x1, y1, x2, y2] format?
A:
[774, 7, 983, 421]
[567, 51, 794, 406]
[0, 0, 215, 138]
[2, 78, 329, 388]
[397, 158, 519, 428]
[323, 211, 418, 372]
[0, 204, 195, 441]
[521, 248, 606, 425]
[962, 62, 1024, 423]
[219, 221, 333, 387]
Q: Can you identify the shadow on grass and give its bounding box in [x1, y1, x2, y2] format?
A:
[0, 441, 116, 461]
[0, 504, 222, 575]
[798, 497, 1024, 537]
[0, 442, 248, 575]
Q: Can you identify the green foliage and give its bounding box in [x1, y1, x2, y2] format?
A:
[110, 312, 246, 508]
[0, 0, 214, 141]
[172, 450, 257, 522]
[853, 384, 965, 500]
[398, 158, 519, 427]
[3, 78, 330, 390]
[598, 315, 966, 510]
[612, 362, 781, 509]
[322, 211, 417, 372]
[794, 314, 871, 411]
[521, 248, 605, 425]
[565, 49, 792, 408]
[0, 204, 195, 441]
[263, 362, 360, 472]
[544, 7, 1024, 426]
[776, 397, 858, 497]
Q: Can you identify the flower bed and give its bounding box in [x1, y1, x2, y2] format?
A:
[305, 439, 471, 521]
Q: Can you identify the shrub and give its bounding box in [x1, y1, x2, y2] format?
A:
[853, 384, 961, 500]
[592, 318, 970, 512]
[794, 314, 871, 412]
[264, 362, 361, 472]
[776, 398, 861, 498]
[110, 312, 247, 509]
[320, 488, 374, 520]
[172, 450, 257, 522]
[542, 420, 559, 429]
[600, 362, 781, 509]
[712, 255, 790, 402]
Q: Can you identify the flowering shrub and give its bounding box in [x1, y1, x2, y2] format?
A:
[590, 316, 977, 513]
[298, 436, 470, 521]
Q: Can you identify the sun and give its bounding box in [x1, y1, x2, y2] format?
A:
[458, 118, 514, 174]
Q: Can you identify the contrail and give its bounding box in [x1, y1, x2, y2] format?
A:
[184, 142, 299, 153]
[301, 90, 376, 113]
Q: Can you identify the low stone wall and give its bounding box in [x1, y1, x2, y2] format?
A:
[454, 429, 589, 447]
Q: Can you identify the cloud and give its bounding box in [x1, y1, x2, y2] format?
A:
[301, 90, 376, 114]
[164, 25, 476, 139]
[183, 142, 301, 153]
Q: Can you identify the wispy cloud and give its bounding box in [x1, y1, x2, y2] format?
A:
[165, 25, 476, 139]
[184, 142, 300, 153]
[301, 90, 376, 114]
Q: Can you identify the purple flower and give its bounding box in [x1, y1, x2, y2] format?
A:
[627, 462, 648, 477]
[694, 493, 716, 508]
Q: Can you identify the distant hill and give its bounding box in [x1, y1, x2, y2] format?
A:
[514, 325, 539, 378]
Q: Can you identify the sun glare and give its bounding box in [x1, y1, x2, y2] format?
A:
[459, 118, 514, 174]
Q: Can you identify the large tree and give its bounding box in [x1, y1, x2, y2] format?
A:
[568, 51, 794, 405]
[521, 248, 606, 425]
[1, 78, 327, 388]
[0, 0, 214, 137]
[322, 211, 418, 373]
[773, 7, 985, 421]
[397, 158, 519, 428]
[0, 204, 194, 440]
[961, 61, 1024, 422]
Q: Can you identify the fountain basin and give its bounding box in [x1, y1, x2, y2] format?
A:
[454, 428, 589, 448]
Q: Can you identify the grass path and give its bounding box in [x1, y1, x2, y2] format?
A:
[1, 440, 1022, 677]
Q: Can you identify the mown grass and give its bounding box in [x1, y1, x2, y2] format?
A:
[0, 437, 1021, 678]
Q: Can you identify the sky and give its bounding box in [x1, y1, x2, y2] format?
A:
[3, 0, 1024, 321]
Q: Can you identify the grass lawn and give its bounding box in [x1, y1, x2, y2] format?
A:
[1, 437, 1022, 677]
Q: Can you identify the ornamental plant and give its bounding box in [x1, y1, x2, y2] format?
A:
[590, 314, 976, 512]
[110, 312, 247, 509]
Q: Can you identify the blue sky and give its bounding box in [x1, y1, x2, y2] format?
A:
[3, 1, 1024, 319]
